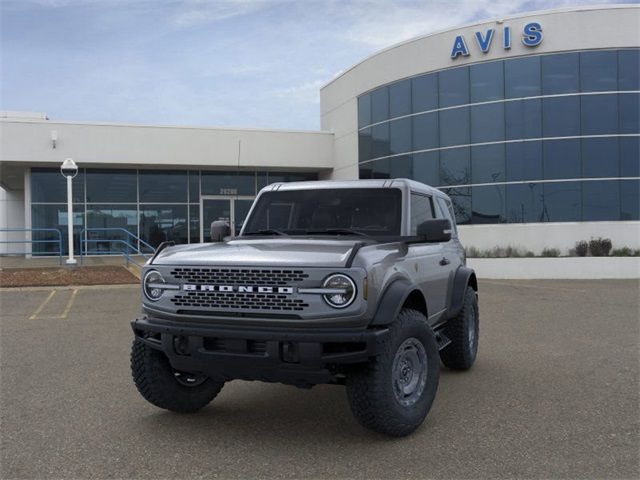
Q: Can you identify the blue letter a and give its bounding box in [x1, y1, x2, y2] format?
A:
[451, 35, 469, 59]
[475, 29, 495, 53]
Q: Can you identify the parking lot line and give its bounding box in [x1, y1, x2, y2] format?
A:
[59, 289, 79, 319]
[28, 290, 56, 320]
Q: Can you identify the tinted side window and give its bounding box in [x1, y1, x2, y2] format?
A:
[437, 197, 458, 236]
[410, 193, 435, 235]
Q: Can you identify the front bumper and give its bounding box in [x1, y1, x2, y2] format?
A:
[131, 316, 388, 386]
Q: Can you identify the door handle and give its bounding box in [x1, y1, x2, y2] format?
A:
[439, 257, 450, 266]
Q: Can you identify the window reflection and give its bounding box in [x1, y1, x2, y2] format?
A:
[544, 139, 581, 180]
[505, 56, 540, 98]
[505, 99, 542, 140]
[506, 183, 543, 223]
[86, 169, 136, 203]
[440, 148, 470, 186]
[543, 96, 580, 137]
[139, 205, 188, 247]
[86, 205, 137, 254]
[543, 182, 581, 222]
[439, 107, 470, 147]
[371, 123, 390, 158]
[413, 152, 439, 187]
[389, 117, 411, 155]
[470, 61, 504, 102]
[389, 79, 411, 118]
[470, 103, 504, 143]
[542, 53, 579, 95]
[506, 142, 543, 182]
[471, 144, 505, 184]
[439, 67, 469, 107]
[32, 168, 85, 203]
[139, 170, 187, 203]
[31, 204, 84, 255]
[412, 74, 438, 113]
[620, 180, 640, 220]
[371, 87, 389, 123]
[412, 112, 438, 151]
[582, 138, 619, 178]
[471, 185, 505, 224]
[358, 94, 371, 128]
[581, 94, 618, 135]
[583, 181, 620, 221]
[580, 50, 617, 92]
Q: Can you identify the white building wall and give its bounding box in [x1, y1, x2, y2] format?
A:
[0, 119, 334, 171]
[0, 187, 25, 255]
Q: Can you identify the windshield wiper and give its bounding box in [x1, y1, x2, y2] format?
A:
[305, 228, 370, 237]
[242, 229, 288, 236]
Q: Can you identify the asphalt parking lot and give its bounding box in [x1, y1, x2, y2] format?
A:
[1, 280, 638, 479]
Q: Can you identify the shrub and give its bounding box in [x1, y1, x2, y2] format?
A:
[466, 246, 480, 258]
[575, 241, 589, 257]
[541, 248, 560, 257]
[524, 250, 535, 257]
[589, 237, 612, 257]
[634, 249, 640, 257]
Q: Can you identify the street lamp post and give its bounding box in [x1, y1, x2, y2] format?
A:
[60, 158, 78, 265]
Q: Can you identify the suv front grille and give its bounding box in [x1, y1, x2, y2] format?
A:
[169, 268, 309, 285]
[170, 292, 309, 311]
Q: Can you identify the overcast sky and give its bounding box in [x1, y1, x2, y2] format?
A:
[0, 0, 632, 130]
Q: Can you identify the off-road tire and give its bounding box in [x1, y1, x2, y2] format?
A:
[131, 339, 224, 413]
[440, 286, 479, 370]
[346, 309, 440, 437]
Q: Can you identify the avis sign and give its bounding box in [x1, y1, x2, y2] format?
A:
[450, 22, 543, 59]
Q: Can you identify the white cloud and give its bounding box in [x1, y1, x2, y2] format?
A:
[169, 0, 287, 29]
[273, 79, 325, 105]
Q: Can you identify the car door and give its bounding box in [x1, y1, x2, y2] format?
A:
[407, 192, 449, 320]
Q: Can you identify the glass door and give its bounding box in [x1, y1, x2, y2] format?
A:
[200, 196, 254, 242]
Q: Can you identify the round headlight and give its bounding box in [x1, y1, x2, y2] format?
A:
[322, 274, 356, 308]
[143, 270, 165, 301]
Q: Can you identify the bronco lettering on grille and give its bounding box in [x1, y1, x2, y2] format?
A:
[182, 285, 294, 294]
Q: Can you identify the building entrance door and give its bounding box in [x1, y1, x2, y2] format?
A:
[200, 196, 254, 242]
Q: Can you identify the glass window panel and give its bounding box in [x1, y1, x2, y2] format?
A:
[267, 172, 317, 183]
[410, 193, 435, 234]
[389, 154, 412, 178]
[370, 159, 391, 179]
[359, 128, 373, 162]
[582, 180, 620, 221]
[189, 205, 200, 243]
[471, 185, 505, 224]
[441, 187, 471, 224]
[471, 102, 504, 143]
[543, 182, 581, 222]
[471, 144, 505, 184]
[582, 138, 619, 178]
[541, 53, 579, 95]
[506, 183, 543, 223]
[31, 168, 84, 203]
[389, 117, 412, 155]
[544, 139, 581, 180]
[620, 137, 640, 177]
[85, 205, 137, 254]
[139, 205, 188, 247]
[505, 98, 542, 140]
[257, 172, 269, 190]
[389, 79, 411, 118]
[505, 56, 541, 98]
[620, 93, 639, 134]
[201, 171, 255, 196]
[86, 169, 136, 203]
[371, 123, 390, 159]
[581, 94, 618, 135]
[31, 204, 84, 256]
[189, 171, 200, 202]
[139, 170, 187, 203]
[440, 147, 470, 186]
[581, 50, 618, 92]
[359, 165, 374, 180]
[470, 61, 504, 102]
[412, 112, 438, 151]
[370, 87, 389, 123]
[439, 67, 469, 108]
[358, 94, 371, 128]
[436, 197, 458, 236]
[506, 141, 543, 182]
[620, 179, 640, 220]
[439, 107, 470, 147]
[413, 152, 439, 187]
[412, 73, 438, 113]
[542, 96, 580, 137]
[618, 49, 640, 91]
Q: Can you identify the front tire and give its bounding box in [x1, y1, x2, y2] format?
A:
[346, 309, 440, 437]
[440, 286, 479, 370]
[131, 339, 224, 413]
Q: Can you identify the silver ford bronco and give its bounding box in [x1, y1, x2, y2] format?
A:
[131, 179, 479, 436]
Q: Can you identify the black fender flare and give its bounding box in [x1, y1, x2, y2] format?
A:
[370, 278, 423, 326]
[447, 266, 478, 318]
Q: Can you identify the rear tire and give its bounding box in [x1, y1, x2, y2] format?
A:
[346, 308, 440, 437]
[440, 286, 479, 370]
[131, 339, 224, 413]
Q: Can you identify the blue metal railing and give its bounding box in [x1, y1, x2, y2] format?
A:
[80, 228, 156, 267]
[0, 228, 64, 264]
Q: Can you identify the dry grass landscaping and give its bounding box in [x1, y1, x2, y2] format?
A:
[0, 266, 138, 288]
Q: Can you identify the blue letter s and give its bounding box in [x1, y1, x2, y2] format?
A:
[522, 22, 543, 47]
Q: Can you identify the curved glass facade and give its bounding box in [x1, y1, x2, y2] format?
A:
[358, 49, 640, 224]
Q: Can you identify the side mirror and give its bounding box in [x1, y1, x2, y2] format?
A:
[210, 221, 231, 242]
[416, 219, 452, 243]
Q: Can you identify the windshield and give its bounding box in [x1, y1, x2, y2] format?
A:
[242, 188, 402, 237]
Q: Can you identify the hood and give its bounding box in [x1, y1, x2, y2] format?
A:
[151, 238, 363, 268]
